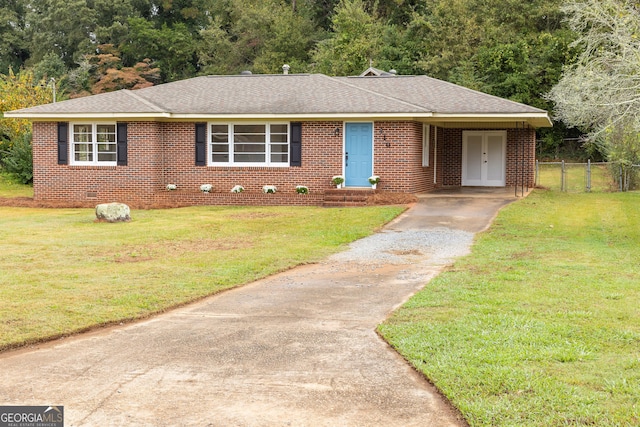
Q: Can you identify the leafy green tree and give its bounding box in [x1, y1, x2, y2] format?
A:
[122, 17, 197, 81]
[25, 0, 97, 67]
[312, 0, 386, 76]
[0, 1, 29, 74]
[32, 52, 67, 83]
[198, 0, 319, 75]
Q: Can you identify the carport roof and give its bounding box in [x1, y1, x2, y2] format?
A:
[5, 73, 552, 127]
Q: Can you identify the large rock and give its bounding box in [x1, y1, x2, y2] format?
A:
[95, 203, 131, 223]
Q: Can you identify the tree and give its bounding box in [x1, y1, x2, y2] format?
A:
[122, 17, 197, 81]
[547, 0, 640, 173]
[86, 44, 160, 94]
[312, 0, 386, 76]
[197, 0, 319, 75]
[0, 1, 29, 74]
[25, 0, 97, 67]
[0, 69, 53, 142]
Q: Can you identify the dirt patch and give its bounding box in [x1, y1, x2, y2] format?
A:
[112, 238, 253, 263]
[388, 249, 423, 256]
[367, 192, 418, 206]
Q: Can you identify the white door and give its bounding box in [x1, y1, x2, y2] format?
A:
[462, 131, 506, 186]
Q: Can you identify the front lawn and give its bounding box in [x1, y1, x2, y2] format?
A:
[0, 204, 404, 351]
[379, 190, 640, 426]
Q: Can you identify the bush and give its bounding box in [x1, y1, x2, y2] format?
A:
[1, 134, 33, 184]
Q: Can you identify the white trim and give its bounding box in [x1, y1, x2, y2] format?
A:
[208, 122, 290, 167]
[462, 131, 506, 187]
[433, 126, 438, 184]
[422, 124, 430, 167]
[69, 122, 118, 166]
[5, 111, 552, 127]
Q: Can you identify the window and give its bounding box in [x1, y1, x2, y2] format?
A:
[422, 124, 430, 167]
[209, 123, 289, 166]
[71, 123, 117, 165]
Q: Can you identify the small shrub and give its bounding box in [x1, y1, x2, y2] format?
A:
[1, 134, 33, 184]
[296, 185, 309, 194]
[262, 185, 277, 194]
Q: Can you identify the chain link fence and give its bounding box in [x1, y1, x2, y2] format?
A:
[536, 161, 640, 192]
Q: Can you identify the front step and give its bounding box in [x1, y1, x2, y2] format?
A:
[323, 189, 373, 207]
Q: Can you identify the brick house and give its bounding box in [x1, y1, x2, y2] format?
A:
[6, 71, 551, 207]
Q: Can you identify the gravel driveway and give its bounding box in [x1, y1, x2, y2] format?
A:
[0, 190, 515, 426]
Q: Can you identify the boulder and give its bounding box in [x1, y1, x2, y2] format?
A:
[96, 202, 131, 223]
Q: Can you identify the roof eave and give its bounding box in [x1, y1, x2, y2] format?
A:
[4, 111, 552, 128]
[3, 112, 172, 120]
[429, 113, 552, 128]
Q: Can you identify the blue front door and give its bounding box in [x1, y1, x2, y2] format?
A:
[345, 123, 373, 187]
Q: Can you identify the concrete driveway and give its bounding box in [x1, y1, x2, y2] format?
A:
[0, 189, 517, 426]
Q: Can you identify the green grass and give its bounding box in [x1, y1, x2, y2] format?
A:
[0, 204, 404, 351]
[0, 169, 33, 197]
[379, 190, 640, 426]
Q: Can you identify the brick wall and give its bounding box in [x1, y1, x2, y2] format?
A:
[32, 121, 163, 206]
[31, 120, 536, 207]
[439, 127, 536, 187]
[506, 128, 536, 187]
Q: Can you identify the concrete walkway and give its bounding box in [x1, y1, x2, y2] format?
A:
[0, 189, 517, 426]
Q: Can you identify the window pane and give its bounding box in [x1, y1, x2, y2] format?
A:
[211, 144, 228, 153]
[235, 143, 264, 153]
[271, 153, 288, 163]
[212, 153, 229, 162]
[74, 144, 93, 162]
[97, 133, 115, 143]
[96, 124, 115, 133]
[234, 124, 265, 134]
[271, 144, 288, 153]
[73, 125, 92, 143]
[234, 134, 265, 143]
[210, 124, 229, 163]
[212, 134, 228, 143]
[271, 124, 287, 133]
[98, 143, 115, 151]
[97, 152, 117, 162]
[235, 153, 265, 163]
[270, 134, 288, 143]
[211, 124, 228, 134]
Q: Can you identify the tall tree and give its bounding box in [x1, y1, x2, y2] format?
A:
[547, 0, 640, 178]
[312, 0, 386, 76]
[0, 0, 29, 74]
[198, 0, 319, 75]
[26, 0, 97, 67]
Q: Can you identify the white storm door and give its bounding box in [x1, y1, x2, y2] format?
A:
[462, 131, 506, 187]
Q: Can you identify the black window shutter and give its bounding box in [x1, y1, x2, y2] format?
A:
[57, 122, 68, 165]
[117, 123, 128, 166]
[290, 122, 302, 167]
[195, 123, 206, 166]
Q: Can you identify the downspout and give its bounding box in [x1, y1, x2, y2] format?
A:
[433, 126, 438, 185]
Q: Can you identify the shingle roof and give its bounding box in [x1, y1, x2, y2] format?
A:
[5, 73, 551, 127]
